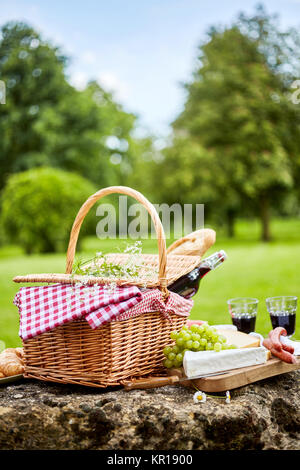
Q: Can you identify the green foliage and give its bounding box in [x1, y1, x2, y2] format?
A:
[0, 21, 144, 191]
[0, 22, 69, 189]
[33, 80, 138, 187]
[0, 167, 97, 253]
[152, 6, 300, 240]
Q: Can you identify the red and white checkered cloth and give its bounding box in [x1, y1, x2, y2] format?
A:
[14, 284, 142, 341]
[115, 289, 193, 322]
[14, 284, 193, 341]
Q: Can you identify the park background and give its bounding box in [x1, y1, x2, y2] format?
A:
[0, 1, 300, 347]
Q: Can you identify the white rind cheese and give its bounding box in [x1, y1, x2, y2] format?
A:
[183, 347, 268, 378]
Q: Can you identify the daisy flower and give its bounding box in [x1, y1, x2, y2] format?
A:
[193, 391, 207, 403]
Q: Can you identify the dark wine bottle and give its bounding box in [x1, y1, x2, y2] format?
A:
[168, 250, 227, 299]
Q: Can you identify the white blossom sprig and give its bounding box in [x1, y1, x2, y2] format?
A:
[68, 241, 157, 300]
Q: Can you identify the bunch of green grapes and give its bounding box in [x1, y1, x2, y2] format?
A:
[163, 323, 237, 369]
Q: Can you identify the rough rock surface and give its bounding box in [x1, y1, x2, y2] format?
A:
[0, 371, 299, 450]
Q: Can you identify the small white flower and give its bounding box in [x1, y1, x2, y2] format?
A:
[225, 391, 231, 404]
[103, 281, 117, 293]
[193, 391, 207, 404]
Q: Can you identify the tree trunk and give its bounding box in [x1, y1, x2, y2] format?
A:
[226, 210, 235, 238]
[260, 196, 271, 242]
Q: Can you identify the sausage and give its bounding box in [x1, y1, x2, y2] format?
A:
[263, 338, 272, 351]
[268, 327, 287, 352]
[263, 338, 274, 351]
[267, 328, 294, 353]
[263, 338, 297, 364]
[270, 347, 297, 364]
[281, 343, 294, 354]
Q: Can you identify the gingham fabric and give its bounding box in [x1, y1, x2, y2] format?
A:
[14, 284, 142, 341]
[115, 289, 193, 323]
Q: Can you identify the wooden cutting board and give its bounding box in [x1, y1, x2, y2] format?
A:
[167, 357, 300, 392]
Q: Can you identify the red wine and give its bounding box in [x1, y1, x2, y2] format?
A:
[168, 250, 227, 299]
[270, 312, 296, 336]
[232, 315, 256, 334]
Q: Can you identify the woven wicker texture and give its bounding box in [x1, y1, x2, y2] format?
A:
[23, 313, 186, 387]
[13, 253, 200, 287]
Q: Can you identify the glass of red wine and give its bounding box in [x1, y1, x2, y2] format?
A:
[266, 296, 297, 338]
[227, 297, 259, 334]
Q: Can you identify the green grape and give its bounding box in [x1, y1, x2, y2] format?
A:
[197, 325, 205, 335]
[182, 332, 191, 341]
[211, 333, 219, 342]
[191, 333, 200, 341]
[206, 329, 213, 339]
[163, 359, 173, 368]
[218, 335, 226, 343]
[192, 341, 200, 350]
[163, 346, 172, 356]
[221, 343, 229, 350]
[181, 325, 189, 331]
[176, 337, 185, 347]
[176, 353, 183, 362]
[168, 352, 176, 361]
[185, 339, 193, 349]
[200, 338, 207, 347]
[172, 345, 180, 354]
[170, 331, 179, 340]
[173, 359, 182, 368]
[206, 342, 213, 350]
[190, 324, 199, 333]
[214, 342, 222, 352]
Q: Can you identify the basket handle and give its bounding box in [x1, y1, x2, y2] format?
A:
[65, 186, 168, 293]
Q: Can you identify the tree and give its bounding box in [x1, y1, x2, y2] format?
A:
[32, 80, 138, 187]
[0, 22, 143, 192]
[1, 167, 97, 253]
[160, 5, 300, 241]
[157, 138, 243, 237]
[0, 22, 70, 189]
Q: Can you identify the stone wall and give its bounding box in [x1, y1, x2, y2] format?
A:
[0, 371, 299, 450]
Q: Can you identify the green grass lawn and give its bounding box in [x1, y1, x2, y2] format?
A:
[1, 217, 300, 348]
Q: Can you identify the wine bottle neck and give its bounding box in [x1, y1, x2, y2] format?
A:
[199, 250, 227, 271]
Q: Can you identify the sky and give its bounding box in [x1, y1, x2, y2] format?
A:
[1, 0, 300, 138]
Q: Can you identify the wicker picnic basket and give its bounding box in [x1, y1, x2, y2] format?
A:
[13, 186, 208, 388]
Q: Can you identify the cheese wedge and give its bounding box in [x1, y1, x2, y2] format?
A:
[183, 347, 269, 378]
[216, 328, 260, 349]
